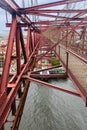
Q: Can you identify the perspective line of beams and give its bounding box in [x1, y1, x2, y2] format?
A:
[19, 0, 84, 12]
[23, 13, 85, 19]
[20, 9, 87, 14]
[0, 0, 40, 33]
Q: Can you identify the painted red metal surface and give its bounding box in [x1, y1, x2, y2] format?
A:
[31, 65, 62, 74]
[22, 75, 81, 97]
[20, 0, 83, 11]
[28, 12, 76, 19]
[25, 9, 87, 14]
[0, 1, 40, 129]
[30, 73, 67, 79]
[0, 0, 87, 129]
[0, 14, 17, 94]
[0, 32, 39, 129]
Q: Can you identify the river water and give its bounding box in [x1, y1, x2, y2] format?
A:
[18, 78, 87, 130]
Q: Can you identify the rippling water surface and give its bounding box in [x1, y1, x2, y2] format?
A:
[18, 78, 87, 130]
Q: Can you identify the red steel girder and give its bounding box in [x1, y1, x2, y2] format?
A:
[36, 13, 87, 62]
[30, 73, 67, 79]
[6, 21, 87, 30]
[16, 27, 21, 74]
[6, 23, 28, 28]
[0, 1, 87, 129]
[20, 0, 84, 12]
[0, 0, 18, 13]
[31, 65, 62, 74]
[0, 0, 40, 33]
[20, 28, 27, 63]
[24, 9, 87, 14]
[26, 27, 31, 58]
[29, 12, 76, 19]
[32, 20, 87, 26]
[15, 26, 22, 98]
[0, 37, 39, 129]
[0, 14, 17, 94]
[22, 75, 81, 97]
[30, 12, 86, 27]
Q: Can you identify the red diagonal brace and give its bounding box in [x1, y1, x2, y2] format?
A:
[22, 75, 81, 97]
[0, 14, 17, 94]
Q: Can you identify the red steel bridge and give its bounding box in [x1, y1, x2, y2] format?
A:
[0, 0, 87, 129]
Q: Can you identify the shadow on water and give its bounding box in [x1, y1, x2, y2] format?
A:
[17, 78, 87, 130]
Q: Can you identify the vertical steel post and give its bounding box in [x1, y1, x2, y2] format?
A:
[16, 26, 22, 98]
[20, 28, 27, 63]
[66, 24, 68, 47]
[16, 26, 21, 74]
[31, 31, 34, 50]
[82, 27, 85, 54]
[66, 52, 69, 75]
[0, 14, 17, 94]
[59, 45, 60, 61]
[26, 26, 30, 58]
[32, 31, 35, 49]
[30, 29, 33, 52]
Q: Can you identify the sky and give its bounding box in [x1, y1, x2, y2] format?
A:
[0, 0, 87, 38]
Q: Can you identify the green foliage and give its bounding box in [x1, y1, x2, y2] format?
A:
[52, 56, 60, 66]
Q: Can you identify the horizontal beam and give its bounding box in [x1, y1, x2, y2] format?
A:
[31, 65, 62, 74]
[6, 23, 28, 27]
[30, 73, 67, 79]
[29, 12, 70, 19]
[32, 20, 87, 26]
[8, 22, 87, 31]
[29, 12, 83, 20]
[23, 9, 87, 14]
[20, 0, 83, 12]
